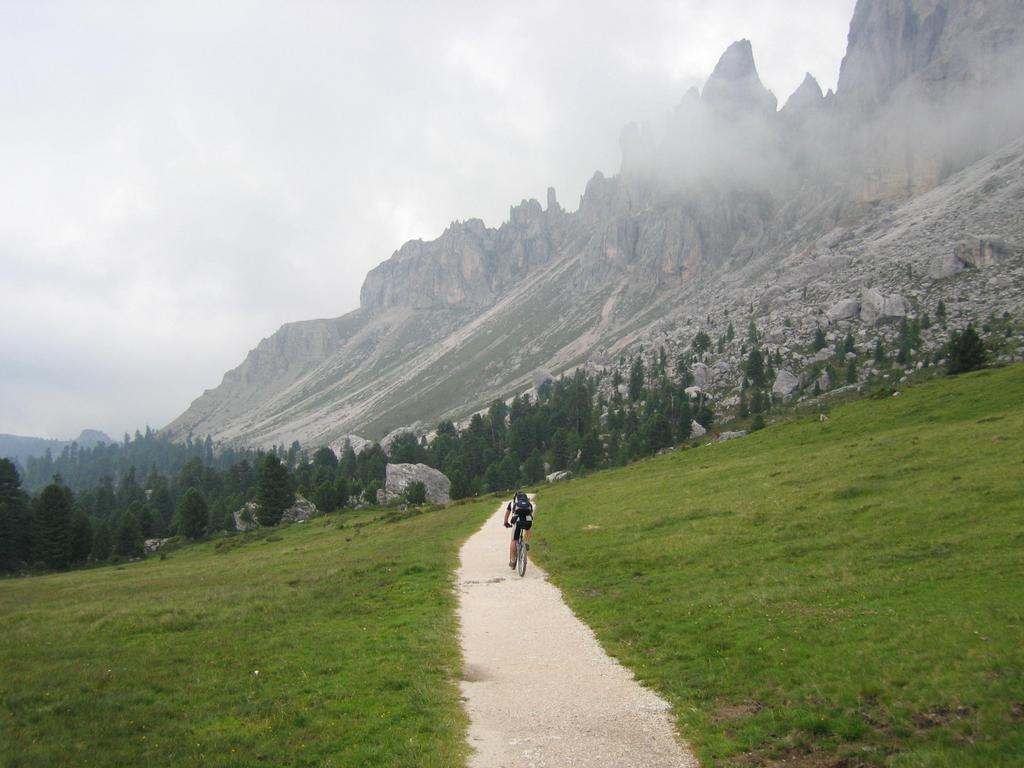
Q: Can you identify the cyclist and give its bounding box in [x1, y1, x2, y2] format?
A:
[503, 491, 534, 568]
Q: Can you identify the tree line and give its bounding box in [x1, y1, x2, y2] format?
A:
[0, 354, 712, 574]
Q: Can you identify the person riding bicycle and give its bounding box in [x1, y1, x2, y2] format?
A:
[503, 491, 534, 569]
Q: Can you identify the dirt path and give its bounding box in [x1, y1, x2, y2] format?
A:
[456, 501, 698, 768]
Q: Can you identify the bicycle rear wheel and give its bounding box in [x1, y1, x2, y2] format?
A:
[517, 539, 527, 577]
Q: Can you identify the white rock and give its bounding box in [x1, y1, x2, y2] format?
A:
[772, 369, 801, 401]
[826, 298, 860, 322]
[379, 463, 451, 504]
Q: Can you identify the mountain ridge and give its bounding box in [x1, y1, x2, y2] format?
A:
[165, 0, 1024, 450]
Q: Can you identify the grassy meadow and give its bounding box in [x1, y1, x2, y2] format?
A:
[0, 500, 496, 768]
[534, 364, 1024, 767]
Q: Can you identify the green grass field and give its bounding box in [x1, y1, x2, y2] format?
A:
[3, 366, 1022, 767]
[0, 501, 495, 768]
[533, 364, 1024, 766]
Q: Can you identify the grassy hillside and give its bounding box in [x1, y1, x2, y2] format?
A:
[0, 501, 496, 768]
[534, 365, 1024, 767]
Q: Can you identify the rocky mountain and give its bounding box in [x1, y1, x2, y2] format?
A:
[165, 0, 1024, 450]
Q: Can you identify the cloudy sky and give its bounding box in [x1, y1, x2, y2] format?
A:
[0, 0, 857, 440]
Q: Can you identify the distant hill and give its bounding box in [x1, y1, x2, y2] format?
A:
[0, 429, 115, 465]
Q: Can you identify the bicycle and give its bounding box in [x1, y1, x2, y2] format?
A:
[512, 517, 529, 577]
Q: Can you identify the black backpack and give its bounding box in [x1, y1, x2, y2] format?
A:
[513, 493, 533, 515]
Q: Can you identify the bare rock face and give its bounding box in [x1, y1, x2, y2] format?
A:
[702, 39, 778, 118]
[772, 370, 801, 401]
[781, 73, 826, 117]
[379, 463, 451, 505]
[691, 363, 711, 389]
[827, 298, 862, 322]
[860, 288, 911, 325]
[360, 195, 567, 311]
[954, 236, 1023, 268]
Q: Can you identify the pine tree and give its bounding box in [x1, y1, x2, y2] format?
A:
[33, 482, 73, 569]
[256, 455, 294, 526]
[0, 459, 30, 570]
[113, 510, 144, 559]
[745, 348, 767, 388]
[628, 358, 645, 401]
[580, 430, 603, 469]
[91, 520, 113, 562]
[70, 510, 93, 564]
[550, 429, 570, 471]
[813, 327, 827, 351]
[843, 332, 856, 355]
[845, 357, 858, 384]
[946, 325, 986, 374]
[177, 488, 209, 540]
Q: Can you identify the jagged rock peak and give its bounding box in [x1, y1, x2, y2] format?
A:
[702, 39, 777, 117]
[546, 186, 561, 214]
[837, 0, 952, 112]
[781, 73, 826, 115]
[508, 198, 544, 227]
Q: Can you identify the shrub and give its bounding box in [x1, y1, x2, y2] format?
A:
[404, 481, 427, 506]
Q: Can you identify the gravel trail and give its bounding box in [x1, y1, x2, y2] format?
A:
[457, 501, 698, 767]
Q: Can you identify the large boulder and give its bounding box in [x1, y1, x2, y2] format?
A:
[546, 470, 572, 483]
[691, 363, 711, 389]
[860, 289, 910, 326]
[380, 425, 423, 454]
[281, 494, 318, 524]
[233, 501, 261, 532]
[378, 463, 451, 505]
[954, 236, 1022, 269]
[826, 298, 860, 322]
[772, 369, 801, 401]
[232, 494, 319, 531]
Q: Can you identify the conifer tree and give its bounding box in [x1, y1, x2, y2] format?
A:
[91, 520, 113, 562]
[845, 357, 858, 384]
[523, 450, 545, 483]
[256, 454, 294, 526]
[66, 509, 92, 564]
[0, 459, 30, 570]
[113, 510, 144, 559]
[946, 325, 986, 374]
[813, 327, 827, 351]
[580, 430, 603, 469]
[745, 348, 767, 388]
[34, 481, 73, 569]
[628, 358, 645, 401]
[177, 487, 209, 540]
